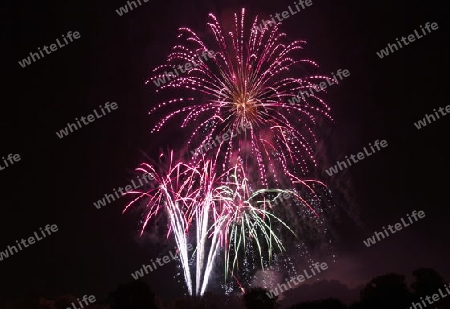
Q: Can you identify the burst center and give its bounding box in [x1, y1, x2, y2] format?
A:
[233, 94, 257, 119]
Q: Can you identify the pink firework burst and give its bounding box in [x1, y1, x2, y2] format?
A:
[148, 8, 333, 186]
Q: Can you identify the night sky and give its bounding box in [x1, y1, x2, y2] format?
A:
[3, 0, 448, 305]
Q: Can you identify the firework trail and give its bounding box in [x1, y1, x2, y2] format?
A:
[123, 153, 224, 296]
[148, 8, 334, 186]
[123, 152, 199, 295]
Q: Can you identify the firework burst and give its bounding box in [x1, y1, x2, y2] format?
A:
[148, 8, 333, 186]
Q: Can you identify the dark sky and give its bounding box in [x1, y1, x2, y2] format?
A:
[3, 0, 448, 304]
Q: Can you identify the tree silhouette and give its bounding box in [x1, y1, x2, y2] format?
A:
[410, 268, 450, 309]
[53, 295, 78, 309]
[166, 292, 242, 309]
[411, 268, 445, 296]
[108, 279, 157, 309]
[243, 287, 278, 309]
[360, 273, 411, 309]
[289, 298, 347, 309]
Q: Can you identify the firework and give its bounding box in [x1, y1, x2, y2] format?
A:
[128, 8, 336, 296]
[124, 152, 316, 295]
[148, 8, 333, 186]
[123, 153, 200, 295]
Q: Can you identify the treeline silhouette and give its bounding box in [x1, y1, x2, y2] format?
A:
[3, 268, 450, 309]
